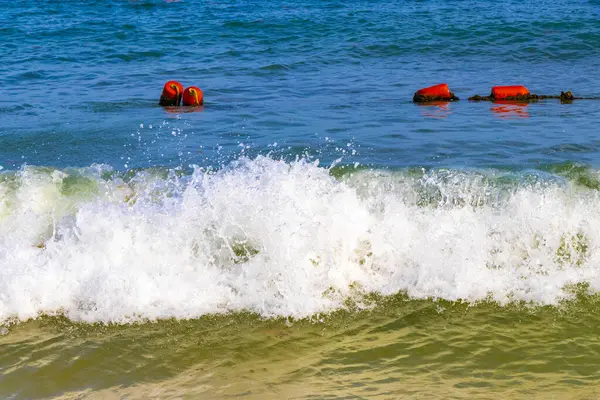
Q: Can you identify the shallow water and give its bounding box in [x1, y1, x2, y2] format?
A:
[2, 0, 600, 398]
[3, 296, 600, 399]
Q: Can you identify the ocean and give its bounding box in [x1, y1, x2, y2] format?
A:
[2, 0, 600, 398]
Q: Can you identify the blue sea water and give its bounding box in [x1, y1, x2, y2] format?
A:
[3, 0, 600, 315]
[3, 0, 600, 327]
[2, 0, 600, 171]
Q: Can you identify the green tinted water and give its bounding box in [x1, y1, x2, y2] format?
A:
[3, 294, 600, 399]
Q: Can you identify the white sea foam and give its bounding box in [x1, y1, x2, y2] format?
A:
[1, 157, 600, 323]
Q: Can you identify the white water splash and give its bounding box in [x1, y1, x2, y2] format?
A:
[1, 157, 599, 323]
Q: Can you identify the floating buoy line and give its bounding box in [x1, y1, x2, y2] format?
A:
[157, 81, 599, 108]
[414, 83, 600, 104]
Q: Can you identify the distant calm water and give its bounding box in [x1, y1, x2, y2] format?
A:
[2, 1, 600, 398]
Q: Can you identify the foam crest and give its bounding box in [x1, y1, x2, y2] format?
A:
[1, 158, 600, 323]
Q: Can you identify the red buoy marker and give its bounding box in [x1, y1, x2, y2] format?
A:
[182, 86, 204, 106]
[413, 83, 459, 102]
[159, 80, 184, 106]
[491, 86, 529, 100]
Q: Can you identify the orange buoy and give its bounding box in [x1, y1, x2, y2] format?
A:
[159, 80, 184, 106]
[182, 86, 204, 106]
[413, 84, 458, 102]
[490, 86, 529, 100]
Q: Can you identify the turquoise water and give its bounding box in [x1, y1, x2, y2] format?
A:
[3, 1, 600, 398]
